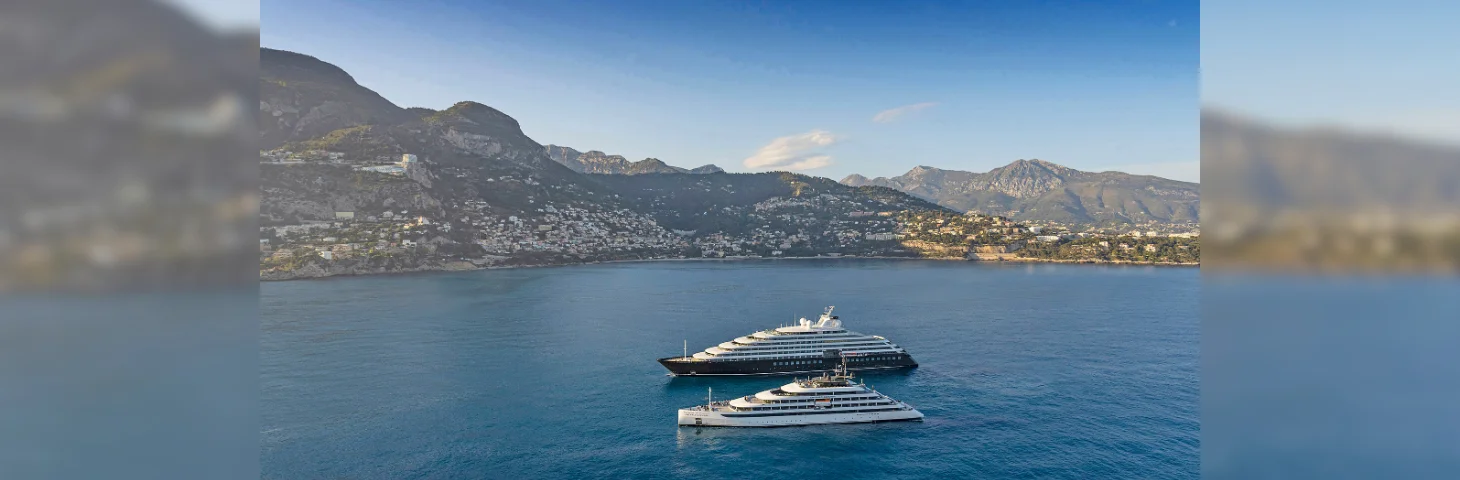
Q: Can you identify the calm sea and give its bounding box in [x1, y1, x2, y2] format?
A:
[261, 260, 1199, 479]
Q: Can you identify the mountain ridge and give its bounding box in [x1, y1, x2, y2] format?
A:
[257, 46, 1197, 281]
[542, 144, 724, 175]
[842, 160, 1199, 225]
[259, 47, 948, 240]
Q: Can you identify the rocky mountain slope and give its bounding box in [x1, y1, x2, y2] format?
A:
[590, 172, 946, 235]
[542, 144, 723, 175]
[261, 48, 627, 218]
[260, 49, 412, 149]
[843, 159, 1199, 225]
[259, 48, 955, 278]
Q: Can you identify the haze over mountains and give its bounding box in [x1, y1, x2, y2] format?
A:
[843, 160, 1200, 225]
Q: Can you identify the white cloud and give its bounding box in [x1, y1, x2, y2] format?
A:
[742, 130, 839, 171]
[1096, 161, 1201, 183]
[872, 102, 938, 123]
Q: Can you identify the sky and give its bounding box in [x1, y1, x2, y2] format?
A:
[260, 0, 1199, 181]
[166, 0, 260, 30]
[1202, 1, 1460, 148]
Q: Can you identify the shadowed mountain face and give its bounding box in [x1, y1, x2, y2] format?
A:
[259, 49, 411, 148]
[842, 160, 1199, 225]
[588, 172, 947, 234]
[262, 49, 551, 168]
[259, 48, 937, 227]
[542, 144, 723, 175]
[260, 47, 612, 216]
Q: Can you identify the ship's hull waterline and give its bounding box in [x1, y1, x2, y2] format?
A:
[658, 354, 917, 376]
[677, 408, 924, 427]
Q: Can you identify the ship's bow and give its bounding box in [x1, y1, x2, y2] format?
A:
[658, 357, 696, 376]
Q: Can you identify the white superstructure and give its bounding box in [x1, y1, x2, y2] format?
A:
[677, 365, 923, 427]
[690, 306, 908, 363]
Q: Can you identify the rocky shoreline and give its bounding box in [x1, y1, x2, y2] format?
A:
[259, 255, 1198, 282]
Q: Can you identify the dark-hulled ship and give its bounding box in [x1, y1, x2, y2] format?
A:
[658, 307, 918, 376]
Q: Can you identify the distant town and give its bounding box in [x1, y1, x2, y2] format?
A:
[261, 149, 1199, 280]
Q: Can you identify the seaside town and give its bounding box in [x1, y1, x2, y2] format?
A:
[260, 150, 1199, 279]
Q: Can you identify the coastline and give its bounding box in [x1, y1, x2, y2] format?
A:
[260, 255, 1198, 282]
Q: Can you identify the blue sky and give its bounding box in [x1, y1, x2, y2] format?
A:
[261, 0, 1198, 181]
[1203, 1, 1460, 147]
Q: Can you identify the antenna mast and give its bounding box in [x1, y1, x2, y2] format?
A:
[683, 339, 688, 359]
[707, 387, 712, 408]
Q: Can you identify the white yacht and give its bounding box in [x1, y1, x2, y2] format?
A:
[676, 364, 923, 427]
[659, 306, 917, 376]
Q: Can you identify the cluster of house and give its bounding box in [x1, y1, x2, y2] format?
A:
[261, 211, 441, 263]
[683, 197, 913, 257]
[898, 213, 1028, 241]
[469, 205, 686, 256]
[260, 172, 1201, 271]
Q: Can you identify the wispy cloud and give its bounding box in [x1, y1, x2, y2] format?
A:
[742, 130, 839, 171]
[872, 102, 938, 123]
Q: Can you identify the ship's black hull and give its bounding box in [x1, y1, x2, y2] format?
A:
[658, 353, 917, 376]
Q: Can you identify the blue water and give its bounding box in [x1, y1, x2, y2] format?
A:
[1202, 275, 1460, 479]
[261, 260, 1199, 479]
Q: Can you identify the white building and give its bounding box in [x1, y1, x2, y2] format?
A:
[362, 165, 405, 175]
